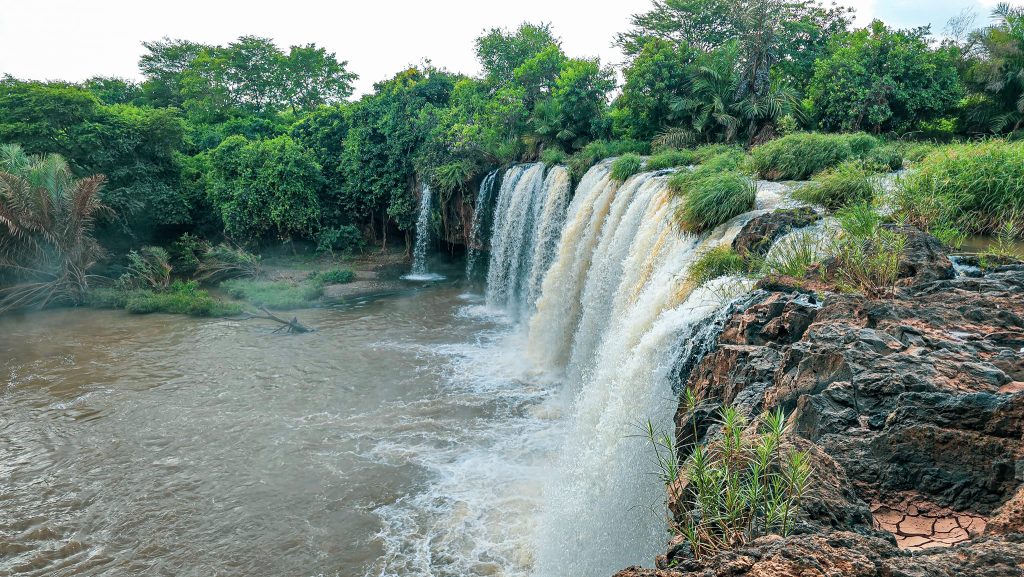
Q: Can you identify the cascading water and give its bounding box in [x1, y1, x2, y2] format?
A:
[466, 169, 500, 280]
[405, 183, 445, 281]
[466, 159, 801, 577]
[484, 163, 572, 319]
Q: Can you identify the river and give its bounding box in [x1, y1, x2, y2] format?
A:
[0, 276, 559, 577]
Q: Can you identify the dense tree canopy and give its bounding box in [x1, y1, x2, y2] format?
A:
[808, 21, 963, 133]
[1, 5, 1021, 261]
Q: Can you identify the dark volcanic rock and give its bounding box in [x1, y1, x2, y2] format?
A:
[624, 246, 1024, 576]
[732, 207, 820, 257]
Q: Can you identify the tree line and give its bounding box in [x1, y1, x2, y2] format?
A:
[2, 0, 1024, 255]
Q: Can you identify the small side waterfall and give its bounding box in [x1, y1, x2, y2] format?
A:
[470, 158, 794, 577]
[466, 170, 500, 279]
[405, 183, 445, 281]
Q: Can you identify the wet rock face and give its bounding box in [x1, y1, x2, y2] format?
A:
[731, 207, 820, 257]
[635, 253, 1024, 575]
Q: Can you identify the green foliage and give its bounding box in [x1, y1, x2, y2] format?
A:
[893, 140, 1024, 237]
[954, 4, 1024, 134]
[0, 79, 188, 235]
[671, 170, 757, 233]
[169, 233, 210, 277]
[610, 153, 645, 182]
[648, 403, 812, 561]
[809, 21, 963, 133]
[646, 149, 698, 170]
[195, 244, 262, 284]
[220, 278, 324, 310]
[120, 247, 172, 290]
[980, 217, 1024, 266]
[829, 204, 907, 298]
[793, 161, 876, 210]
[0, 145, 108, 311]
[688, 245, 748, 285]
[751, 132, 880, 180]
[88, 280, 240, 317]
[567, 140, 650, 181]
[207, 134, 322, 242]
[316, 225, 366, 255]
[756, 230, 828, 278]
[310, 269, 356, 284]
[863, 144, 905, 172]
[539, 147, 568, 166]
[612, 40, 695, 141]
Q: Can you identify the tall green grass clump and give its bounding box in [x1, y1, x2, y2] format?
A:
[751, 133, 879, 180]
[646, 149, 699, 171]
[688, 246, 748, 285]
[756, 230, 829, 278]
[670, 168, 756, 233]
[792, 161, 877, 210]
[646, 403, 812, 561]
[894, 140, 1024, 237]
[567, 140, 650, 181]
[610, 153, 645, 182]
[195, 244, 262, 284]
[830, 203, 907, 298]
[220, 278, 324, 309]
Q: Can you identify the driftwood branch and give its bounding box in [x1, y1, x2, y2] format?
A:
[241, 306, 314, 333]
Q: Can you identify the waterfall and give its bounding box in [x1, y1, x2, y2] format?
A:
[473, 159, 788, 577]
[466, 169, 500, 280]
[484, 163, 571, 319]
[405, 183, 445, 281]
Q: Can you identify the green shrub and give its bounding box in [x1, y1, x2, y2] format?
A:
[220, 278, 324, 310]
[316, 225, 366, 255]
[672, 171, 757, 233]
[195, 244, 262, 284]
[980, 217, 1024, 267]
[751, 133, 879, 180]
[311, 269, 356, 284]
[688, 246, 748, 285]
[540, 147, 568, 166]
[792, 161, 876, 210]
[893, 140, 1024, 237]
[120, 247, 172, 290]
[903, 143, 937, 164]
[169, 233, 210, 277]
[646, 403, 811, 561]
[610, 153, 645, 182]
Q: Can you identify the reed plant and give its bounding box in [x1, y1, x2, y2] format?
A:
[645, 401, 812, 561]
[671, 171, 757, 233]
[687, 245, 748, 285]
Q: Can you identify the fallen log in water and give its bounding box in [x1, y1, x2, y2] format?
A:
[241, 306, 314, 333]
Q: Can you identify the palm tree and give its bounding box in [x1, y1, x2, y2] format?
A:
[0, 144, 109, 311]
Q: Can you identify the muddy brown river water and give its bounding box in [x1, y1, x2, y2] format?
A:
[0, 282, 558, 577]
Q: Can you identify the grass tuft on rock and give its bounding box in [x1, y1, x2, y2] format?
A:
[792, 161, 876, 210]
[671, 170, 757, 233]
[610, 153, 645, 182]
[688, 246, 748, 285]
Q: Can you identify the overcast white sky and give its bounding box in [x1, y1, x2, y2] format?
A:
[0, 0, 1018, 96]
